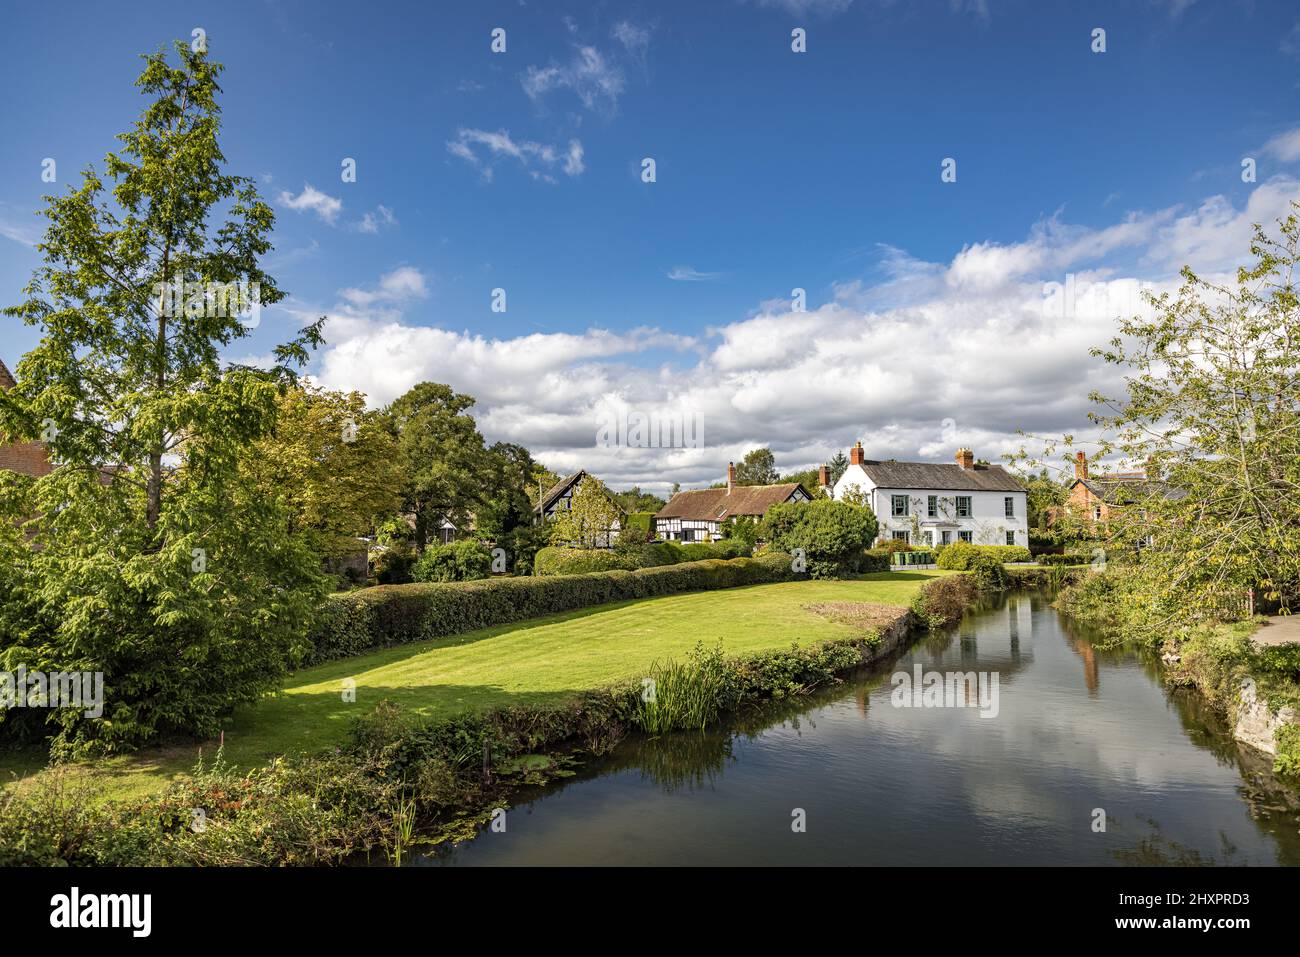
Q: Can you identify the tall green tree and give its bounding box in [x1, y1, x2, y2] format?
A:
[1026, 205, 1300, 616]
[476, 441, 548, 572]
[240, 386, 403, 563]
[828, 449, 849, 485]
[0, 42, 325, 752]
[735, 447, 778, 486]
[385, 382, 489, 550]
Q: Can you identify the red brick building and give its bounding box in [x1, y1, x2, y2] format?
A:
[0, 358, 54, 478]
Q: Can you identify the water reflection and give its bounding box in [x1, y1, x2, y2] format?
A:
[422, 591, 1300, 867]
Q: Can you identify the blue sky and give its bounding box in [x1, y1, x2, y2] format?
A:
[2, 0, 1298, 491]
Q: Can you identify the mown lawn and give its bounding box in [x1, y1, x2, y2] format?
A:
[0, 572, 944, 803]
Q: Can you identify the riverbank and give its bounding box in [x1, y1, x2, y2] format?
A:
[0, 571, 976, 865]
[1055, 572, 1300, 777]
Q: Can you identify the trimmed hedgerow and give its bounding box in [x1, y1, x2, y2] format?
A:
[306, 553, 799, 664]
[936, 543, 1031, 570]
[533, 546, 626, 577]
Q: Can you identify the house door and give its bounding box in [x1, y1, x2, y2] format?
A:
[941, 530, 953, 545]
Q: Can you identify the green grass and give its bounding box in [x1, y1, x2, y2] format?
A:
[0, 572, 944, 803]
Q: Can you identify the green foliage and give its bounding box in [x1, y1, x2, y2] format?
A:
[242, 385, 403, 562]
[613, 538, 686, 569]
[623, 511, 656, 540]
[0, 43, 327, 754]
[968, 553, 1009, 591]
[475, 442, 549, 575]
[1034, 206, 1300, 614]
[385, 382, 489, 551]
[637, 643, 733, 734]
[373, 545, 417, 585]
[720, 515, 760, 548]
[735, 447, 779, 486]
[859, 549, 892, 573]
[412, 540, 493, 583]
[935, 541, 978, 570]
[534, 546, 625, 577]
[761, 499, 879, 578]
[547, 478, 621, 548]
[936, 543, 1030, 570]
[307, 554, 799, 664]
[910, 574, 980, 629]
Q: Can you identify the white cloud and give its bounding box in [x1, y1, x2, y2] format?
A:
[355, 205, 397, 234]
[522, 45, 626, 114]
[448, 128, 586, 182]
[338, 265, 429, 309]
[302, 184, 1300, 493]
[1263, 127, 1300, 163]
[667, 266, 723, 282]
[277, 183, 342, 224]
[612, 21, 652, 56]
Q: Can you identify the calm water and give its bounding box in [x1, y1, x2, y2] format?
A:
[421, 592, 1300, 866]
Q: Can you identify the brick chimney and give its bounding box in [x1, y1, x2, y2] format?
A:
[849, 441, 865, 466]
[1074, 451, 1088, 480]
[727, 461, 736, 494]
[818, 464, 830, 488]
[955, 447, 974, 470]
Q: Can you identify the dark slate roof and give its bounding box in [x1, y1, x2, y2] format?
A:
[0, 359, 15, 392]
[859, 460, 1025, 492]
[655, 483, 809, 521]
[1072, 477, 1187, 504]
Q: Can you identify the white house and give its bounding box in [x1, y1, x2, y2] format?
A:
[831, 442, 1028, 548]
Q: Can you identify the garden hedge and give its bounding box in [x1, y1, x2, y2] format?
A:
[936, 542, 1032, 569]
[306, 553, 799, 665]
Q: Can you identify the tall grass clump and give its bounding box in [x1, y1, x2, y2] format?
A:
[636, 643, 735, 734]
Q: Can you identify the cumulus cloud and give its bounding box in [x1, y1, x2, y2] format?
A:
[277, 183, 342, 224]
[303, 183, 1300, 493]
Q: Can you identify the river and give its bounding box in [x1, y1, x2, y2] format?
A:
[420, 591, 1300, 866]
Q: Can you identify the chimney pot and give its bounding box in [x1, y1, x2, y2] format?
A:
[849, 441, 865, 466]
[956, 448, 975, 470]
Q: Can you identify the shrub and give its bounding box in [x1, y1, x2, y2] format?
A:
[307, 553, 799, 663]
[910, 574, 979, 628]
[873, 538, 911, 554]
[412, 540, 493, 583]
[968, 553, 1009, 591]
[373, 546, 417, 585]
[1036, 553, 1078, 566]
[614, 539, 686, 569]
[623, 512, 655, 541]
[936, 541, 978, 570]
[936, 543, 1029, 570]
[859, 549, 892, 573]
[761, 499, 878, 579]
[533, 546, 625, 577]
